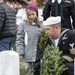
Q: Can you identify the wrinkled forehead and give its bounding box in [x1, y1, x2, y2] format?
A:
[44, 25, 53, 29]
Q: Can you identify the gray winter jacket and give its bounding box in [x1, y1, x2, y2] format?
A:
[16, 21, 44, 62]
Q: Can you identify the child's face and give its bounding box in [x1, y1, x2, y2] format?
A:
[26, 9, 37, 21]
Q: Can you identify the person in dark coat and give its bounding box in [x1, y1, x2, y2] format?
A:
[42, 16, 75, 75]
[43, 0, 75, 30]
[0, 0, 17, 51]
[0, 0, 26, 51]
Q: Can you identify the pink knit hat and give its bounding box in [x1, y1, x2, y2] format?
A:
[26, 4, 38, 16]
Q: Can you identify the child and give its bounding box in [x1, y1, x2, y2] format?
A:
[16, 4, 44, 75]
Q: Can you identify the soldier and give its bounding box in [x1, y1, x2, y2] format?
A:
[42, 16, 75, 75]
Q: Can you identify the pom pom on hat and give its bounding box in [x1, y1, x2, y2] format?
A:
[43, 16, 61, 26]
[26, 3, 38, 16]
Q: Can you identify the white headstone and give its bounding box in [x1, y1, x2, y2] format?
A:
[0, 51, 19, 75]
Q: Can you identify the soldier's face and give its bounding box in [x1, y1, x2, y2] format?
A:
[44, 25, 58, 39]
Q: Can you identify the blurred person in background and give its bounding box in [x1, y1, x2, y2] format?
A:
[12, 0, 28, 14]
[27, 0, 37, 5]
[43, 0, 75, 30]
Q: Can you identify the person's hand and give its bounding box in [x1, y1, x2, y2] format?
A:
[19, 55, 23, 61]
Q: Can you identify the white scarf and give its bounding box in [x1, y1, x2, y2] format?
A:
[57, 0, 62, 4]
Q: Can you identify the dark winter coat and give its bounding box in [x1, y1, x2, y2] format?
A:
[0, 2, 17, 39]
[43, 0, 75, 29]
